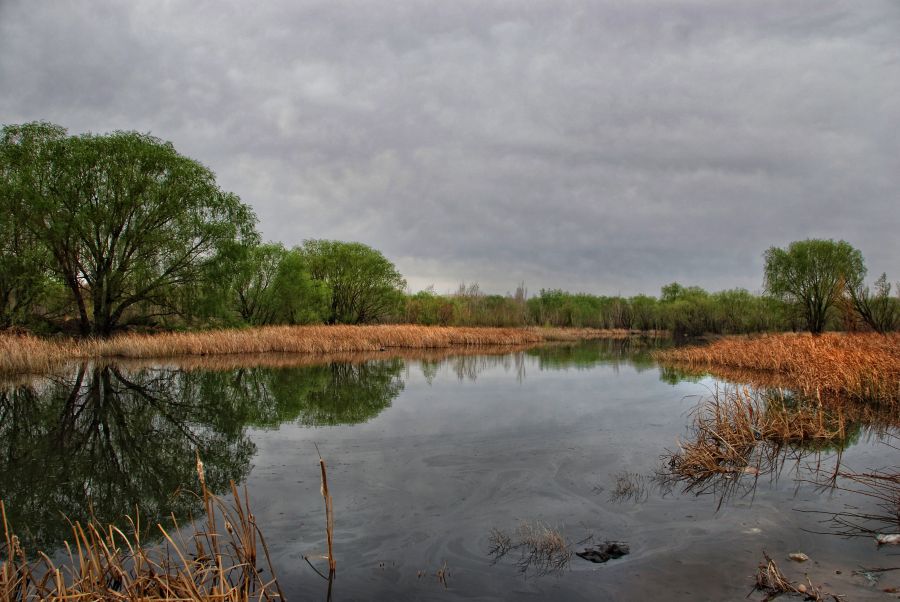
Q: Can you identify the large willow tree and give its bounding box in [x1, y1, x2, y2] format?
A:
[0, 122, 258, 336]
[300, 239, 406, 324]
[764, 238, 865, 334]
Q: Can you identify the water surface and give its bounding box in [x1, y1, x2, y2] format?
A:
[2, 339, 897, 600]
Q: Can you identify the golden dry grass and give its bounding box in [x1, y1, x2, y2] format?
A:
[656, 332, 900, 404]
[105, 343, 539, 373]
[488, 521, 572, 575]
[0, 325, 650, 376]
[661, 386, 900, 489]
[1, 472, 283, 601]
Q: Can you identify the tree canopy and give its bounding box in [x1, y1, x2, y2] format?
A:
[202, 242, 329, 326]
[0, 122, 258, 336]
[300, 239, 406, 324]
[764, 239, 866, 334]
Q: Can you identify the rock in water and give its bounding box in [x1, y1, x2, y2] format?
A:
[576, 541, 630, 563]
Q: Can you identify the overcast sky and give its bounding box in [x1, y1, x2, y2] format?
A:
[1, 1, 897, 296]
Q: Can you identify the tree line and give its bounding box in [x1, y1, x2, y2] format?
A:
[0, 123, 405, 335]
[1, 122, 896, 336]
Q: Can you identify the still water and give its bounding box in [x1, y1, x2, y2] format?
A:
[1, 340, 897, 600]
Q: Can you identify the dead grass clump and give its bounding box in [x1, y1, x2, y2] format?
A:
[656, 332, 900, 404]
[488, 521, 572, 575]
[0, 333, 74, 377]
[754, 551, 838, 601]
[659, 386, 893, 497]
[609, 471, 649, 503]
[0, 475, 283, 601]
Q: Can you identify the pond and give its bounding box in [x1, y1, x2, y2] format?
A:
[1, 339, 897, 600]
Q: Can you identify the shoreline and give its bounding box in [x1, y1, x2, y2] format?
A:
[0, 325, 665, 376]
[655, 332, 900, 404]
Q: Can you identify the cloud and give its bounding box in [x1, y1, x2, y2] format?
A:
[2, 0, 898, 295]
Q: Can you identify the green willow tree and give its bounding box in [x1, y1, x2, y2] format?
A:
[764, 239, 866, 334]
[300, 239, 406, 324]
[203, 242, 329, 326]
[0, 123, 61, 327]
[0, 122, 258, 336]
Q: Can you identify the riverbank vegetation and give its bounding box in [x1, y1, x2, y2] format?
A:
[660, 386, 899, 489]
[656, 332, 900, 405]
[0, 325, 647, 375]
[3, 123, 898, 342]
[0, 476, 284, 601]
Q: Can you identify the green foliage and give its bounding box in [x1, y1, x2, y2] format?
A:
[659, 283, 712, 336]
[764, 239, 866, 333]
[300, 239, 406, 324]
[404, 288, 455, 325]
[0, 123, 60, 328]
[0, 358, 405, 549]
[199, 243, 329, 326]
[523, 289, 628, 330]
[1, 122, 258, 336]
[0, 365, 255, 549]
[269, 249, 331, 325]
[402, 283, 796, 336]
[849, 273, 899, 333]
[0, 226, 52, 328]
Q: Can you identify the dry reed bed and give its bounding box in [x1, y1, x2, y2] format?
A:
[0, 325, 647, 376]
[656, 333, 900, 404]
[1, 464, 283, 601]
[107, 343, 540, 373]
[663, 386, 900, 486]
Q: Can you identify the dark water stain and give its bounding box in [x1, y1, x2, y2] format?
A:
[1, 338, 897, 600]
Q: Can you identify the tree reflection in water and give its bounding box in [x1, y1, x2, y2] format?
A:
[0, 358, 404, 550]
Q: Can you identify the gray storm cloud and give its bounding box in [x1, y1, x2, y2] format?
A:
[1, 0, 898, 296]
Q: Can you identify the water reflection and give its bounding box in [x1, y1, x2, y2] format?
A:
[414, 338, 671, 383]
[527, 337, 668, 372]
[0, 358, 405, 549]
[0, 364, 255, 550]
[653, 385, 899, 511]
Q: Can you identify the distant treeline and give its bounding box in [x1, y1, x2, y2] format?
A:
[2, 122, 896, 337]
[403, 283, 789, 335]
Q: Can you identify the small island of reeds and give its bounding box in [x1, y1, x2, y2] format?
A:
[655, 332, 900, 405]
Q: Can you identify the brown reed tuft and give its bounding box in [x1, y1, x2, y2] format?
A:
[656, 332, 900, 404]
[0, 476, 283, 601]
[0, 325, 649, 376]
[661, 386, 900, 491]
[488, 521, 572, 575]
[754, 551, 834, 601]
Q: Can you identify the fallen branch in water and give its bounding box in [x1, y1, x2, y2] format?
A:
[753, 551, 839, 602]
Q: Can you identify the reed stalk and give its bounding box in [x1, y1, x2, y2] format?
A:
[0, 462, 284, 601]
[319, 455, 335, 575]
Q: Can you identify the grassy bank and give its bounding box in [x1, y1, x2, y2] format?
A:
[0, 325, 656, 376]
[656, 332, 900, 404]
